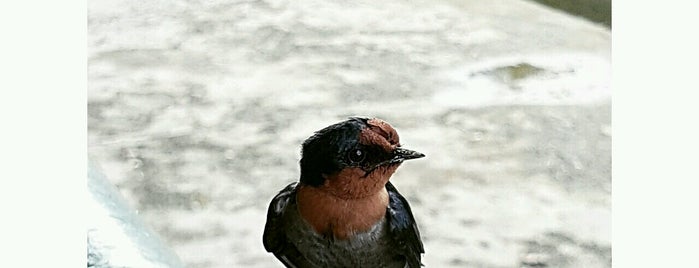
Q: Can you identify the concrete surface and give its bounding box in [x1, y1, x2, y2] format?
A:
[88, 0, 611, 267]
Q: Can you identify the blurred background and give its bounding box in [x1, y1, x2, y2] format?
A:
[87, 0, 610, 267]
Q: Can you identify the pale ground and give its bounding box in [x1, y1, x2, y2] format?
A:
[87, 0, 611, 267]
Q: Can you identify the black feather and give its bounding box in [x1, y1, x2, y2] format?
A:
[385, 181, 425, 267]
[299, 117, 367, 186]
[263, 182, 315, 268]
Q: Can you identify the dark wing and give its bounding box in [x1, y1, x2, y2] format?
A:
[263, 182, 315, 268]
[385, 181, 425, 267]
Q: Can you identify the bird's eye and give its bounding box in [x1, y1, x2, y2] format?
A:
[348, 149, 365, 163]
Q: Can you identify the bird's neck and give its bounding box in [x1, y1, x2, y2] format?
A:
[296, 184, 389, 240]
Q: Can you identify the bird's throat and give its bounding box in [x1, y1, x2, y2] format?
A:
[296, 184, 389, 240]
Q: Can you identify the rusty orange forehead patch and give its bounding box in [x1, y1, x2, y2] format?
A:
[359, 118, 400, 152]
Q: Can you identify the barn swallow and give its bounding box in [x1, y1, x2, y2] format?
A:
[263, 117, 425, 268]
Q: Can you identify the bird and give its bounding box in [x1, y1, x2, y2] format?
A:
[263, 117, 425, 268]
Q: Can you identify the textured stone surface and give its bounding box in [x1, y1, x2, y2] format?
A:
[88, 0, 611, 267]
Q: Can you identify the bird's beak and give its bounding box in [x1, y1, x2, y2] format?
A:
[391, 147, 425, 163]
[363, 147, 425, 176]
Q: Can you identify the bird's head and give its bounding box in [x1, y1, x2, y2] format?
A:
[299, 117, 424, 199]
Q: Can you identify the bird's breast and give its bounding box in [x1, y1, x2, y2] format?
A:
[285, 202, 405, 268]
[296, 184, 389, 240]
